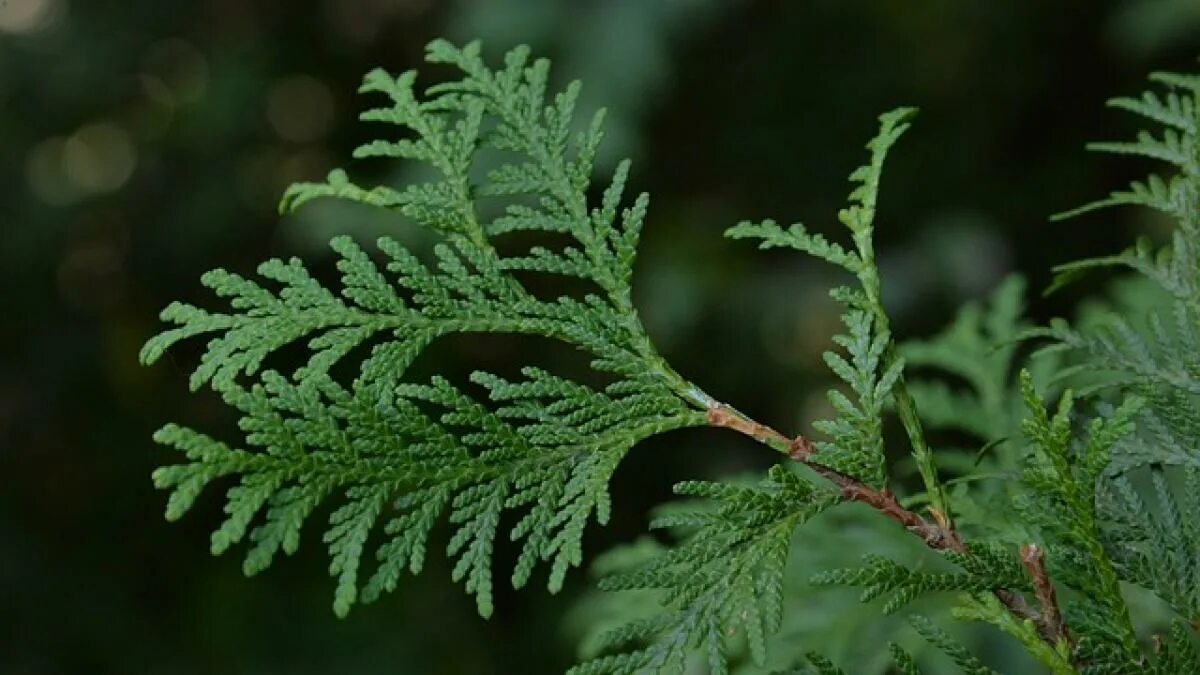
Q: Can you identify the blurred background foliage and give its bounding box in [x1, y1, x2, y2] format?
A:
[2, 1, 1199, 673]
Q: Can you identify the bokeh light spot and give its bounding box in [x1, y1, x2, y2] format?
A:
[26, 136, 79, 205]
[0, 0, 64, 34]
[63, 122, 138, 194]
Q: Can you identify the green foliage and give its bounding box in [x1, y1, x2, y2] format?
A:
[144, 40, 1200, 675]
[1015, 374, 1143, 663]
[811, 543, 1027, 616]
[151, 363, 703, 618]
[809, 307, 901, 487]
[1099, 466, 1200, 624]
[724, 220, 862, 274]
[1036, 71, 1200, 433]
[570, 468, 839, 675]
[902, 275, 1030, 444]
[743, 70, 1200, 674]
[890, 643, 923, 675]
[726, 106, 918, 286]
[799, 652, 847, 675]
[1031, 69, 1200, 662]
[567, 107, 934, 673]
[908, 616, 1000, 675]
[1148, 623, 1200, 675]
[791, 618, 998, 675]
[729, 107, 918, 492]
[142, 40, 711, 618]
[569, 502, 965, 675]
[1051, 72, 1199, 224]
[900, 276, 1043, 540]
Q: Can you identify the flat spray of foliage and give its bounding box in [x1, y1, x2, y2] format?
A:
[142, 41, 1200, 673]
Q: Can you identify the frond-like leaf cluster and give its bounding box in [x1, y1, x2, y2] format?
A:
[1036, 71, 1200, 425]
[154, 365, 702, 618]
[728, 108, 918, 490]
[810, 306, 902, 487]
[790, 617, 999, 675]
[902, 276, 1030, 444]
[1015, 374, 1144, 664]
[142, 37, 1200, 675]
[571, 467, 839, 675]
[562, 106, 927, 673]
[142, 40, 710, 618]
[724, 219, 862, 274]
[905, 616, 999, 675]
[1033, 69, 1200, 658]
[1052, 73, 1199, 225]
[811, 543, 1027, 616]
[1099, 465, 1200, 624]
[900, 276, 1041, 539]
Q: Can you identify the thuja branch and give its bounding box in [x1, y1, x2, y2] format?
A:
[705, 401, 1058, 652]
[849, 213, 953, 525]
[706, 402, 960, 550]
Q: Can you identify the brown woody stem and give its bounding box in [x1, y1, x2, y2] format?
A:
[705, 401, 1053, 650]
[1021, 544, 1070, 647]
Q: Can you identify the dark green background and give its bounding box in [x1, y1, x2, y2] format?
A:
[3, 1, 1198, 673]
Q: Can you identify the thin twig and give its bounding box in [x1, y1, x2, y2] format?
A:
[707, 402, 961, 549]
[789, 432, 962, 552]
[706, 401, 1049, 644]
[1021, 544, 1069, 647]
[705, 405, 792, 449]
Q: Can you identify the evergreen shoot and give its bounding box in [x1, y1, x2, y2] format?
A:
[142, 41, 1200, 673]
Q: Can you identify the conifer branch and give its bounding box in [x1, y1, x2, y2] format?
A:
[141, 43, 1200, 674]
[705, 400, 1053, 644]
[706, 401, 950, 547]
[728, 107, 953, 523]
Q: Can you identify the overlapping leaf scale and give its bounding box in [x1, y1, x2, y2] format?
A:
[152, 364, 705, 619]
[810, 306, 901, 487]
[902, 276, 1028, 441]
[1053, 71, 1200, 225]
[1098, 466, 1200, 624]
[141, 232, 660, 396]
[724, 219, 863, 274]
[570, 468, 840, 675]
[1042, 72, 1200, 429]
[1014, 375, 1144, 663]
[907, 616, 999, 675]
[282, 67, 483, 240]
[811, 542, 1027, 616]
